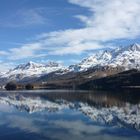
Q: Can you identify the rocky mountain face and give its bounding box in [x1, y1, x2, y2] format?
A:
[69, 43, 140, 72]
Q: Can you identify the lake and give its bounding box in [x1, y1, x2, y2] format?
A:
[0, 90, 140, 140]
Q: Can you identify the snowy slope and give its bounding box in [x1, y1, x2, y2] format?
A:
[69, 43, 140, 72]
[0, 61, 66, 80]
[110, 44, 140, 69]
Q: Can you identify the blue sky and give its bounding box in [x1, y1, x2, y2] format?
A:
[0, 0, 140, 71]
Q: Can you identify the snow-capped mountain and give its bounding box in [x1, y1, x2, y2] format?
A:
[0, 61, 66, 81]
[0, 43, 140, 83]
[69, 43, 140, 72]
[110, 44, 140, 69]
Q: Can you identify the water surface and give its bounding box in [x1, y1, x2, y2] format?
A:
[0, 90, 140, 140]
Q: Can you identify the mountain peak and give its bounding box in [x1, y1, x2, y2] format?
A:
[129, 43, 140, 51]
[27, 61, 36, 65]
[14, 61, 43, 70]
[100, 50, 112, 60]
[26, 61, 41, 67]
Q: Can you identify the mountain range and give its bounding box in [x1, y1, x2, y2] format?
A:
[0, 43, 140, 88]
[69, 43, 140, 71]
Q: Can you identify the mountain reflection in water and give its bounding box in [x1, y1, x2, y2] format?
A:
[0, 90, 140, 140]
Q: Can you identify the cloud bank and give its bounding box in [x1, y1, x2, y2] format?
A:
[0, 0, 140, 68]
[22, 0, 140, 55]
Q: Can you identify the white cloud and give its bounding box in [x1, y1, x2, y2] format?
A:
[30, 0, 140, 55]
[69, 0, 140, 40]
[0, 51, 9, 55]
[8, 43, 45, 60]
[49, 41, 104, 55]
[0, 42, 46, 62]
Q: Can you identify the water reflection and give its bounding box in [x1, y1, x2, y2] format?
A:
[0, 90, 140, 140]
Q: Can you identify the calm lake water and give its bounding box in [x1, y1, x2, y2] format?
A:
[0, 90, 140, 140]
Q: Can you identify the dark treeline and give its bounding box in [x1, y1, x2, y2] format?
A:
[78, 69, 140, 90]
[5, 82, 34, 90]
